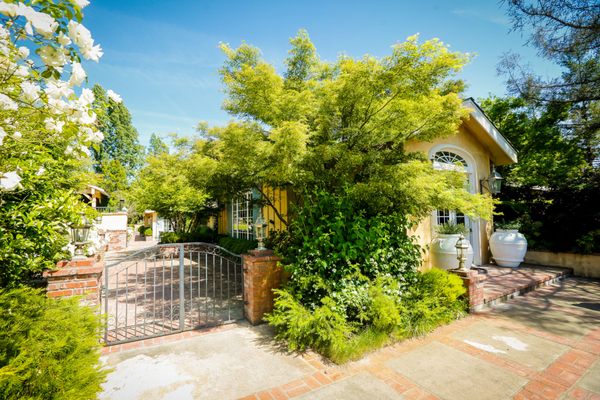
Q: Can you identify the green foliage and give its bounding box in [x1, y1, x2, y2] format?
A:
[91, 84, 143, 194]
[131, 138, 215, 233]
[137, 225, 146, 235]
[435, 222, 468, 235]
[144, 227, 152, 237]
[147, 133, 169, 156]
[160, 226, 217, 244]
[267, 269, 466, 363]
[0, 288, 107, 399]
[217, 236, 258, 254]
[198, 31, 493, 222]
[481, 97, 600, 253]
[275, 190, 421, 316]
[398, 269, 466, 337]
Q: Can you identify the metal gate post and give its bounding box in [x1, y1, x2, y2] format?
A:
[104, 262, 109, 343]
[179, 244, 185, 330]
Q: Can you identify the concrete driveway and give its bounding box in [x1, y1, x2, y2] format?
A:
[100, 277, 600, 400]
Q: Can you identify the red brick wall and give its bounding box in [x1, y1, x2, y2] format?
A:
[43, 256, 104, 306]
[242, 249, 284, 325]
[105, 229, 127, 251]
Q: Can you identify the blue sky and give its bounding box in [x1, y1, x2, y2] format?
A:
[82, 0, 560, 146]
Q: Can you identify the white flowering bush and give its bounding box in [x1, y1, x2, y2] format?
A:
[0, 0, 113, 287]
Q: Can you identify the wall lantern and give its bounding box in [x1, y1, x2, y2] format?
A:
[119, 199, 125, 211]
[480, 168, 503, 195]
[71, 212, 91, 260]
[254, 215, 268, 251]
[455, 234, 469, 271]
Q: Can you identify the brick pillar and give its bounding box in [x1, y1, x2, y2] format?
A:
[242, 249, 283, 325]
[43, 255, 104, 306]
[451, 269, 487, 312]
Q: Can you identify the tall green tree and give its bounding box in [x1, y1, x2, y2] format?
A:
[147, 133, 169, 156]
[91, 84, 143, 194]
[200, 31, 493, 222]
[500, 0, 599, 167]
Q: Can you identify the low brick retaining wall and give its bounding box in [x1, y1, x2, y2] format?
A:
[43, 255, 104, 306]
[525, 250, 600, 279]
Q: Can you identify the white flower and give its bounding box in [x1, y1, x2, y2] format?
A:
[81, 127, 103, 143]
[24, 21, 33, 36]
[17, 4, 58, 38]
[17, 46, 30, 59]
[79, 145, 91, 157]
[12, 131, 21, 139]
[57, 32, 71, 46]
[68, 62, 86, 87]
[0, 2, 18, 17]
[14, 65, 28, 77]
[38, 46, 68, 68]
[78, 88, 95, 106]
[20, 81, 40, 101]
[68, 21, 102, 61]
[0, 93, 18, 110]
[64, 145, 74, 155]
[72, 0, 90, 9]
[0, 127, 6, 145]
[106, 89, 122, 103]
[36, 167, 46, 176]
[0, 171, 22, 191]
[45, 80, 73, 99]
[45, 117, 65, 133]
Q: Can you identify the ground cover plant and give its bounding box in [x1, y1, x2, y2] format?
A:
[0, 288, 107, 400]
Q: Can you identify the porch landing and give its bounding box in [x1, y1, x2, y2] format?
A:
[475, 264, 573, 309]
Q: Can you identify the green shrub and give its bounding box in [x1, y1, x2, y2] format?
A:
[0, 288, 107, 399]
[144, 227, 153, 237]
[138, 225, 147, 235]
[435, 222, 468, 235]
[159, 226, 217, 244]
[268, 268, 466, 364]
[399, 268, 467, 337]
[217, 236, 258, 254]
[265, 290, 352, 356]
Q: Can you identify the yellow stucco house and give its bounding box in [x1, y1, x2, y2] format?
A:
[217, 98, 517, 268]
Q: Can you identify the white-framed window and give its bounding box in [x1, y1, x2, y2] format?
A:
[232, 192, 253, 240]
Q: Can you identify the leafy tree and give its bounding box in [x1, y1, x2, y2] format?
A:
[0, 0, 107, 287]
[500, 0, 599, 167]
[131, 138, 216, 232]
[147, 133, 169, 156]
[91, 84, 143, 194]
[200, 30, 493, 222]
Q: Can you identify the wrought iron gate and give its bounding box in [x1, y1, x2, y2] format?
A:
[102, 243, 243, 345]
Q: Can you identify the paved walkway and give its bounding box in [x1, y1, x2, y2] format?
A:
[100, 277, 600, 400]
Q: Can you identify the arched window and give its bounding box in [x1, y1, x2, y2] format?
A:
[432, 151, 468, 172]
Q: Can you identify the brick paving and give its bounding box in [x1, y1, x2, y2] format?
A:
[239, 277, 600, 400]
[101, 277, 600, 400]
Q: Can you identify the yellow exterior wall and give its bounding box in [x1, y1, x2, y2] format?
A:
[406, 121, 494, 270]
[218, 206, 228, 235]
[261, 186, 288, 234]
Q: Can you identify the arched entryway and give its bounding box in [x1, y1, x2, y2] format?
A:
[429, 145, 481, 265]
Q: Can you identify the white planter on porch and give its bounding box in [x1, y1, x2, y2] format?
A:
[490, 229, 528, 268]
[431, 234, 474, 270]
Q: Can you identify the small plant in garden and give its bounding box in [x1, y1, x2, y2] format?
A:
[495, 220, 521, 231]
[435, 222, 468, 235]
[0, 288, 107, 399]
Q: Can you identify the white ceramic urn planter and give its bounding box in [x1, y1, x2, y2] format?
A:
[431, 234, 474, 270]
[490, 229, 528, 268]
